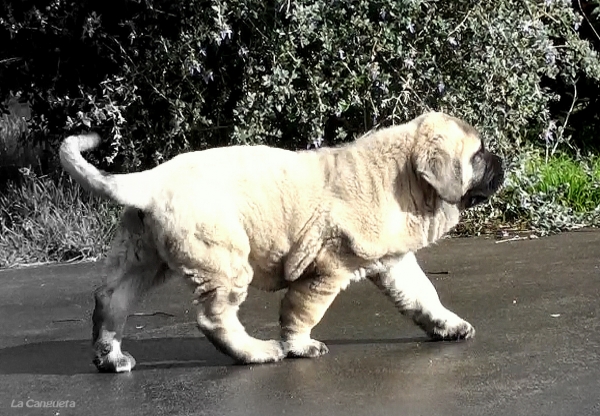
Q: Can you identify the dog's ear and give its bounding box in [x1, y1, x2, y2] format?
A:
[414, 147, 463, 203]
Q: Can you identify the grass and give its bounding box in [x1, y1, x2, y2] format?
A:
[464, 148, 600, 236]
[0, 170, 120, 268]
[525, 152, 600, 214]
[1, 108, 122, 268]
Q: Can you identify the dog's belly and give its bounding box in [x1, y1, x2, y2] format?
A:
[248, 263, 289, 291]
[250, 267, 289, 291]
[247, 251, 289, 292]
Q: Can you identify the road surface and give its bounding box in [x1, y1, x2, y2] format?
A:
[1, 230, 599, 416]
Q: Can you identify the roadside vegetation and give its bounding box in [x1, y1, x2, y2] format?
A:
[0, 170, 118, 267]
[2, 0, 600, 267]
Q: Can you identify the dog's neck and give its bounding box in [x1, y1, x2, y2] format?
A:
[315, 125, 415, 198]
[422, 199, 461, 245]
[312, 129, 460, 259]
[400, 162, 461, 247]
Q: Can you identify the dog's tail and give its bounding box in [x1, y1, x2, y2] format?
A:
[59, 133, 153, 210]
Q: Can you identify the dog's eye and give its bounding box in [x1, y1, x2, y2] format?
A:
[470, 147, 484, 164]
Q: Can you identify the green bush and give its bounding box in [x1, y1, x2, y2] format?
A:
[2, 0, 600, 164]
[1, 0, 600, 241]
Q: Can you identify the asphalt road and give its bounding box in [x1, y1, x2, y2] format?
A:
[1, 230, 599, 416]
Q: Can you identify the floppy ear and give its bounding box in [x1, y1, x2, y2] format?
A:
[414, 148, 463, 203]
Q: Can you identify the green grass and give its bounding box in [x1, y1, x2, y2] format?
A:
[0, 171, 120, 268]
[525, 152, 600, 213]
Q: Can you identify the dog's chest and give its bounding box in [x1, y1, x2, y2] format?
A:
[350, 259, 389, 282]
[423, 203, 460, 245]
[248, 257, 286, 292]
[310, 238, 394, 283]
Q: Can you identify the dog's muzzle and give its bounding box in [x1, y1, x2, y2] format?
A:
[461, 152, 504, 210]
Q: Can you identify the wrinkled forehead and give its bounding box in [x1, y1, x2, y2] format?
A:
[443, 117, 483, 158]
[443, 118, 484, 186]
[415, 112, 484, 159]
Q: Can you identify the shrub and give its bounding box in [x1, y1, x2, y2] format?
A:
[2, 0, 600, 243]
[2, 0, 600, 164]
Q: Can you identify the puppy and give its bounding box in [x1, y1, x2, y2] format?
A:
[59, 111, 504, 372]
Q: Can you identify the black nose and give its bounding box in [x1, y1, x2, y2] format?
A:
[487, 153, 504, 193]
[490, 153, 503, 171]
[460, 152, 505, 210]
[481, 151, 504, 192]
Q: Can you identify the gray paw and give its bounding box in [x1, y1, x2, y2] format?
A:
[93, 341, 136, 373]
[430, 319, 475, 341]
[286, 339, 330, 358]
[236, 339, 287, 364]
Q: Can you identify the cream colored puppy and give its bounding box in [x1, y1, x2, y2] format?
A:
[59, 111, 504, 372]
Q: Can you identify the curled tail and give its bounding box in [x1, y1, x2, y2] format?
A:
[59, 133, 153, 210]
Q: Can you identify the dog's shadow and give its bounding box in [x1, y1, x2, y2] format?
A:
[0, 337, 228, 375]
[0, 336, 431, 375]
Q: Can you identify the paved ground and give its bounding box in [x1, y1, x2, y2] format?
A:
[0, 230, 599, 416]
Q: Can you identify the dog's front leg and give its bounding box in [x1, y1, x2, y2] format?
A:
[195, 283, 287, 364]
[369, 252, 475, 340]
[280, 273, 346, 358]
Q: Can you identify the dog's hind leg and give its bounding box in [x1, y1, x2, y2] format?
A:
[368, 251, 475, 340]
[92, 208, 168, 373]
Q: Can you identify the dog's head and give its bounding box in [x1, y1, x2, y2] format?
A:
[411, 111, 504, 210]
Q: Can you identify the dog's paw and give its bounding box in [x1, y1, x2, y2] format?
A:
[236, 339, 287, 364]
[286, 338, 330, 358]
[93, 340, 136, 373]
[430, 317, 475, 341]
